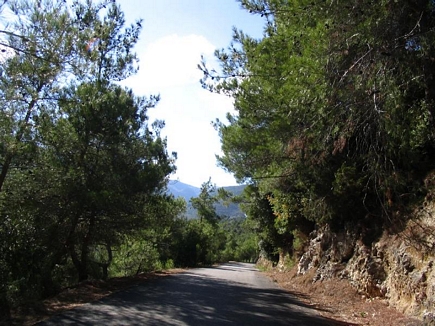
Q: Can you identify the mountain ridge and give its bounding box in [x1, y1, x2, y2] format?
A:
[167, 180, 245, 218]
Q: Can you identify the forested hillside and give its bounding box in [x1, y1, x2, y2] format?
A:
[200, 0, 435, 320]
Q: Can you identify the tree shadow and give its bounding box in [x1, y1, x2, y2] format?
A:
[37, 265, 358, 326]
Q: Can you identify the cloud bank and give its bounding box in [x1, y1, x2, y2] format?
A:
[128, 34, 215, 93]
[123, 34, 237, 187]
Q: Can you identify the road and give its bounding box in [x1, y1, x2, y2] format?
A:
[37, 262, 344, 325]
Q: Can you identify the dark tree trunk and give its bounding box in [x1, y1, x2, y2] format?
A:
[0, 291, 10, 323]
[98, 244, 113, 280]
[0, 86, 42, 193]
[68, 241, 89, 282]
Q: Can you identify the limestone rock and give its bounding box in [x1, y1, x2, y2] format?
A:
[296, 205, 435, 320]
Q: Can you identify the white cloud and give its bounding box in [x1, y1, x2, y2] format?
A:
[152, 88, 236, 188]
[122, 34, 238, 187]
[166, 118, 234, 187]
[125, 34, 215, 93]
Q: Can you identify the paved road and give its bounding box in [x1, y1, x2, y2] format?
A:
[38, 262, 343, 325]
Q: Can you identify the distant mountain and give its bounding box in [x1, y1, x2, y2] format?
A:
[167, 180, 200, 202]
[167, 181, 246, 219]
[214, 185, 246, 218]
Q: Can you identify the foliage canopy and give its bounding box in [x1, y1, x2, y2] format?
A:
[201, 0, 435, 261]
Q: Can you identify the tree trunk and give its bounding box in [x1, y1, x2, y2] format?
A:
[424, 53, 435, 132]
[68, 241, 89, 282]
[0, 290, 10, 323]
[77, 263, 88, 282]
[0, 85, 42, 193]
[98, 244, 113, 280]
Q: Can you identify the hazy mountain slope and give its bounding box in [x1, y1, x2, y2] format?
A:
[167, 180, 200, 202]
[167, 181, 245, 219]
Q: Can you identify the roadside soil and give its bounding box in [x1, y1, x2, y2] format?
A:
[8, 265, 423, 326]
[265, 266, 423, 326]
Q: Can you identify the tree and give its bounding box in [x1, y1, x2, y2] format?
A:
[322, 0, 435, 223]
[200, 0, 329, 260]
[0, 0, 94, 315]
[190, 179, 220, 225]
[220, 216, 258, 263]
[51, 83, 174, 281]
[43, 0, 176, 283]
[0, 0, 177, 316]
[200, 0, 435, 264]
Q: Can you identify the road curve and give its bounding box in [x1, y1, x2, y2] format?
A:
[37, 262, 344, 325]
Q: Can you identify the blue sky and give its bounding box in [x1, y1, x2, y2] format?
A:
[119, 0, 265, 187]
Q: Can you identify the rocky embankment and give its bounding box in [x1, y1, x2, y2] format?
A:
[295, 202, 435, 324]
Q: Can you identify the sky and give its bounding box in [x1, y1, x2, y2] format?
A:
[118, 0, 265, 187]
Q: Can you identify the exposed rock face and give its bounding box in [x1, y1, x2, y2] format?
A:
[297, 226, 356, 280]
[296, 205, 435, 321]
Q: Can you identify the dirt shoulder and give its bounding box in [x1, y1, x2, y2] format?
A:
[264, 266, 423, 326]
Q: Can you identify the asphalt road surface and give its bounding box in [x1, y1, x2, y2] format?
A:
[37, 262, 343, 325]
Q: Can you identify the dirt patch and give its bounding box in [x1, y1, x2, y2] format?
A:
[264, 267, 423, 326]
[8, 269, 186, 326]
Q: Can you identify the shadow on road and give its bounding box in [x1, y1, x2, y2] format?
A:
[38, 264, 357, 326]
